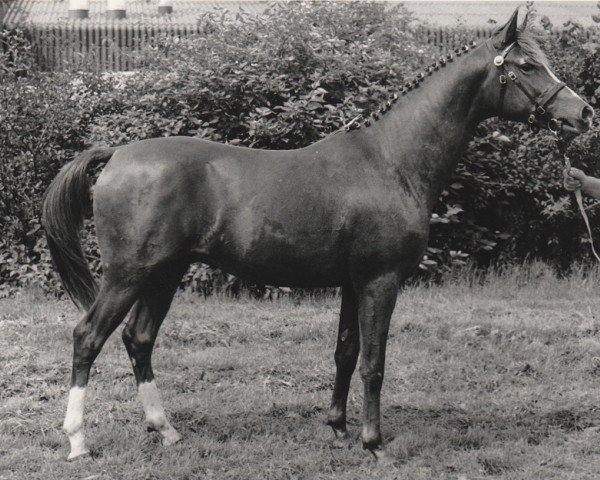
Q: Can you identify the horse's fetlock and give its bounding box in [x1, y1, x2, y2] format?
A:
[327, 407, 345, 428]
[63, 417, 83, 436]
[361, 426, 382, 450]
[146, 412, 167, 431]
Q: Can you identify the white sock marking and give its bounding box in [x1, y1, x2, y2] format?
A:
[138, 380, 181, 445]
[63, 386, 89, 459]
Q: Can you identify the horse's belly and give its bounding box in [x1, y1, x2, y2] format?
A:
[215, 258, 344, 288]
[193, 228, 346, 287]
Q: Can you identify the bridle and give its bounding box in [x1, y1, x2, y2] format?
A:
[486, 39, 600, 262]
[486, 39, 566, 134]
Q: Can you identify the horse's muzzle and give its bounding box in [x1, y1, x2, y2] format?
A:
[559, 107, 593, 135]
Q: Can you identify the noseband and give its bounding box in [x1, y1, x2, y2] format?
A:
[486, 39, 566, 134]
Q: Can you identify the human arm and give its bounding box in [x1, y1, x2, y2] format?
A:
[563, 167, 600, 200]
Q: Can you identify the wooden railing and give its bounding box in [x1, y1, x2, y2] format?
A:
[3, 22, 599, 72]
[23, 23, 202, 71]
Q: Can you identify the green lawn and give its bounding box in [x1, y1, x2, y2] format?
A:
[1, 264, 600, 479]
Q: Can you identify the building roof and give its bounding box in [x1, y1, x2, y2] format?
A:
[2, 1, 270, 26]
[405, 1, 600, 28]
[1, 1, 599, 28]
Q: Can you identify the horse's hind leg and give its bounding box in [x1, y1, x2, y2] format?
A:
[327, 284, 360, 443]
[64, 279, 140, 460]
[122, 262, 188, 446]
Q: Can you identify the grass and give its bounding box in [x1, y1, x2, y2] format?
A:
[2, 263, 600, 479]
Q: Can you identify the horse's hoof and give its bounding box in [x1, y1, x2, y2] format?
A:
[328, 420, 347, 437]
[161, 428, 182, 446]
[67, 448, 90, 461]
[331, 432, 352, 449]
[367, 445, 393, 464]
[374, 449, 394, 465]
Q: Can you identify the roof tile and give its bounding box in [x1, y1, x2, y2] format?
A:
[2, 1, 599, 28]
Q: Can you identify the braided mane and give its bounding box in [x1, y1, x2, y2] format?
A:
[342, 9, 549, 134]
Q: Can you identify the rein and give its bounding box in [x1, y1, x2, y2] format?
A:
[560, 142, 600, 262]
[486, 39, 566, 133]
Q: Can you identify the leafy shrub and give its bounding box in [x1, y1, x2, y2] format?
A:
[1, 2, 600, 297]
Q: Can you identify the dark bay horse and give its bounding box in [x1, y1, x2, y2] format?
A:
[42, 10, 593, 460]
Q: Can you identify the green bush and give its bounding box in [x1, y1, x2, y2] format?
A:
[1, 2, 599, 298]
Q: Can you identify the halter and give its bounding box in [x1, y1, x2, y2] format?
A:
[486, 39, 566, 134]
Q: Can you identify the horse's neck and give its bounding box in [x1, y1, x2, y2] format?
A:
[370, 50, 489, 211]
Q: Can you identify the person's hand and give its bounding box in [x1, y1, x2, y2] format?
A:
[563, 167, 586, 192]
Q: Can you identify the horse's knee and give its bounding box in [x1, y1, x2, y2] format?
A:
[72, 322, 98, 361]
[334, 331, 359, 367]
[360, 368, 384, 393]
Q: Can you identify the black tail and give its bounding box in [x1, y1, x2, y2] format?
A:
[42, 147, 116, 310]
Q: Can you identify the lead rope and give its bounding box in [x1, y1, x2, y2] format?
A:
[562, 145, 600, 262]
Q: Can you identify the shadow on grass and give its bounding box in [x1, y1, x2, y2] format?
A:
[383, 404, 599, 456]
[164, 402, 599, 462]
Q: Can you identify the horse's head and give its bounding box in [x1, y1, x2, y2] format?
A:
[480, 9, 593, 136]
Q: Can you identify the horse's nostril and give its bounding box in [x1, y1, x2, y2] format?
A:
[582, 105, 594, 121]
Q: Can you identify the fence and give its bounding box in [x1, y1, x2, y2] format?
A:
[3, 22, 600, 72]
[413, 24, 599, 49]
[25, 23, 203, 71]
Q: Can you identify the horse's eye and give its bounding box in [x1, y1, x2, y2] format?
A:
[519, 63, 534, 72]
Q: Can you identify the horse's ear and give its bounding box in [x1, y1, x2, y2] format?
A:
[493, 8, 519, 48]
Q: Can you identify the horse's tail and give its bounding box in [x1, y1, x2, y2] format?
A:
[42, 147, 116, 310]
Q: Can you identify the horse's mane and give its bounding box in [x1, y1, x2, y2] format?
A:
[515, 10, 548, 65]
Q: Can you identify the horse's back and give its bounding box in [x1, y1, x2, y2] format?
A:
[91, 136, 355, 284]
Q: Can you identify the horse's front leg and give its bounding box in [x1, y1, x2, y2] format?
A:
[327, 284, 360, 443]
[355, 270, 399, 459]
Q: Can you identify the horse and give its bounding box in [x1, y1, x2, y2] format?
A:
[42, 9, 593, 461]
